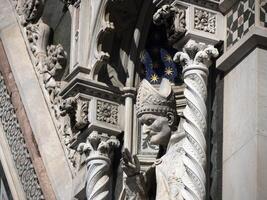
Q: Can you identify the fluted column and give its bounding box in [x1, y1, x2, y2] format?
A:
[173, 40, 218, 200]
[78, 131, 120, 200]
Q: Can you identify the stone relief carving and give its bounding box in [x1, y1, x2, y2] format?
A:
[57, 97, 89, 167]
[20, 0, 46, 25]
[153, 4, 186, 44]
[41, 44, 67, 103]
[0, 74, 44, 200]
[78, 132, 120, 200]
[96, 100, 118, 125]
[194, 8, 216, 34]
[121, 40, 218, 200]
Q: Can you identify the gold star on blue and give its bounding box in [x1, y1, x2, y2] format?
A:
[163, 54, 173, 63]
[165, 67, 173, 76]
[150, 74, 159, 83]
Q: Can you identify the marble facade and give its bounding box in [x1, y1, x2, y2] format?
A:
[0, 0, 266, 199]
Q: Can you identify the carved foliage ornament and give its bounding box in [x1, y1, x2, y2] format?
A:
[97, 100, 118, 125]
[0, 74, 44, 199]
[194, 8, 216, 34]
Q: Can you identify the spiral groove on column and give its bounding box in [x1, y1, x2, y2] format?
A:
[182, 69, 208, 200]
[86, 159, 111, 200]
[174, 40, 218, 200]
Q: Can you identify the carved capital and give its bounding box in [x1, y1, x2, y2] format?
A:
[78, 132, 120, 200]
[173, 40, 219, 73]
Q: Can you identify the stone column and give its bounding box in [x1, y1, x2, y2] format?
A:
[78, 131, 120, 200]
[174, 40, 218, 200]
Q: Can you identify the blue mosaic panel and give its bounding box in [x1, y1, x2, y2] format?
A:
[260, 0, 267, 27]
[226, 0, 255, 48]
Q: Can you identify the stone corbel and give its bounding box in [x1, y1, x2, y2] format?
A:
[153, 1, 224, 48]
[153, 4, 187, 44]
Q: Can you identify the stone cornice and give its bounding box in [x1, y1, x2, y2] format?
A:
[154, 0, 220, 11]
[216, 26, 267, 73]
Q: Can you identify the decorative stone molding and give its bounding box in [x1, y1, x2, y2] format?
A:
[41, 44, 67, 103]
[78, 132, 120, 200]
[0, 73, 44, 200]
[194, 8, 216, 34]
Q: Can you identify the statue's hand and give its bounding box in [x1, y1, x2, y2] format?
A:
[121, 148, 140, 177]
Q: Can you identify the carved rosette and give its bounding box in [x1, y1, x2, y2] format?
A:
[78, 132, 120, 200]
[173, 40, 218, 200]
[96, 100, 118, 125]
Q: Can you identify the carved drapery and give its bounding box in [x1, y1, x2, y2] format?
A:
[173, 40, 218, 199]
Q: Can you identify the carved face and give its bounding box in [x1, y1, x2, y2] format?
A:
[139, 113, 173, 147]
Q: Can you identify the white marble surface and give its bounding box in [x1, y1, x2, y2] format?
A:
[223, 48, 267, 200]
[223, 135, 257, 200]
[0, 3, 73, 198]
[223, 49, 257, 162]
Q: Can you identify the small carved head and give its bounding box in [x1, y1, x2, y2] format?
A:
[136, 79, 178, 147]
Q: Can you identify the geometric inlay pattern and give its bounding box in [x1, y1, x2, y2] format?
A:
[226, 0, 255, 48]
[0, 73, 44, 200]
[260, 0, 267, 27]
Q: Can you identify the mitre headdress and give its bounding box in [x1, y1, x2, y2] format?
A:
[136, 78, 176, 117]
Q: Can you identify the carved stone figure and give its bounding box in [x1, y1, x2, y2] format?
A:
[121, 40, 218, 200]
[153, 4, 186, 44]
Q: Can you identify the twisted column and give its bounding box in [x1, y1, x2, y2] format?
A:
[78, 132, 120, 200]
[173, 40, 218, 200]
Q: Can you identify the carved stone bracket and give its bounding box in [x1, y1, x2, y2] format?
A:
[153, 2, 224, 48]
[78, 132, 120, 200]
[153, 4, 187, 44]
